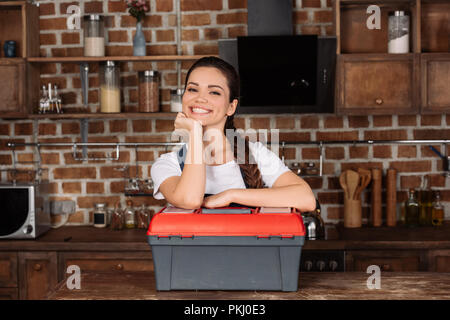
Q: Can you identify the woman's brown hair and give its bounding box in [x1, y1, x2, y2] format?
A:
[184, 56, 264, 189]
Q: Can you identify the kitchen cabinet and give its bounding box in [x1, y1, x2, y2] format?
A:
[336, 54, 418, 114]
[0, 252, 17, 287]
[18, 252, 58, 300]
[345, 250, 424, 271]
[0, 1, 39, 118]
[420, 54, 450, 113]
[334, 0, 450, 114]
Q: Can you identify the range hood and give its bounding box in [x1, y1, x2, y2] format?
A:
[219, 0, 336, 114]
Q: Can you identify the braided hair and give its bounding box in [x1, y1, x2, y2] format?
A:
[184, 56, 264, 189]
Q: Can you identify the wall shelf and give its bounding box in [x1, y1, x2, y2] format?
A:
[27, 112, 177, 120]
[27, 55, 210, 63]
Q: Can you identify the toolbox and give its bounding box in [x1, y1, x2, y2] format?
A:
[147, 206, 305, 291]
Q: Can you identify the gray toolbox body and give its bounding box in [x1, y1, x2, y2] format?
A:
[147, 207, 305, 292]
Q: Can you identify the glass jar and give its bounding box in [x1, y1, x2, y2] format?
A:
[388, 11, 410, 54]
[432, 190, 444, 226]
[93, 203, 107, 228]
[170, 88, 183, 112]
[83, 15, 105, 57]
[100, 61, 121, 113]
[124, 200, 136, 229]
[405, 188, 419, 227]
[138, 70, 160, 112]
[136, 204, 151, 229]
[110, 202, 125, 230]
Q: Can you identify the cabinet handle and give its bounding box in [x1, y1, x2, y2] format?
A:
[115, 263, 124, 270]
[375, 98, 383, 105]
[33, 263, 42, 271]
[381, 264, 391, 271]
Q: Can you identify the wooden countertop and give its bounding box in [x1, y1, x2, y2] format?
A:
[47, 271, 450, 300]
[2, 224, 450, 251]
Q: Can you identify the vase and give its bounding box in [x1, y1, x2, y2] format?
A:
[133, 21, 146, 56]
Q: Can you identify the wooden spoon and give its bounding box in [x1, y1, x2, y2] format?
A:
[354, 169, 372, 199]
[339, 171, 349, 199]
[346, 170, 360, 200]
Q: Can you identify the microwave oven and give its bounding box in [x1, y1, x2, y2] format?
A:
[0, 183, 51, 239]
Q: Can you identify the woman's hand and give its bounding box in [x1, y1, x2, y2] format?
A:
[174, 112, 202, 133]
[202, 190, 234, 208]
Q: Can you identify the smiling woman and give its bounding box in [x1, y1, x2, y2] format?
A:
[150, 56, 316, 212]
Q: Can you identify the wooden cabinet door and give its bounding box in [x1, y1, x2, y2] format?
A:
[0, 288, 18, 300]
[58, 252, 154, 281]
[421, 54, 450, 113]
[336, 54, 418, 115]
[0, 59, 25, 117]
[346, 250, 422, 272]
[428, 250, 450, 272]
[18, 252, 58, 300]
[0, 252, 17, 287]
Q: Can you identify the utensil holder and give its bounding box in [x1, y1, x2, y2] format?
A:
[344, 198, 362, 228]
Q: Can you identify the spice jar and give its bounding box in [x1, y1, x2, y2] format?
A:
[139, 70, 160, 112]
[170, 89, 183, 112]
[100, 61, 121, 113]
[111, 202, 125, 230]
[388, 11, 410, 54]
[93, 203, 107, 228]
[84, 15, 105, 57]
[136, 204, 150, 229]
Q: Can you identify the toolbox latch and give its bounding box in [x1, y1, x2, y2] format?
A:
[157, 235, 194, 240]
[256, 235, 294, 239]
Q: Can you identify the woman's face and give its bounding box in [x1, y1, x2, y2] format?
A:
[182, 66, 237, 129]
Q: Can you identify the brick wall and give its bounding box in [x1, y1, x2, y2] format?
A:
[1, 0, 449, 226]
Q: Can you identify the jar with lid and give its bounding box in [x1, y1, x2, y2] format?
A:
[388, 11, 410, 54]
[100, 61, 121, 113]
[124, 200, 136, 229]
[93, 203, 108, 228]
[170, 89, 183, 112]
[138, 70, 160, 112]
[84, 15, 105, 57]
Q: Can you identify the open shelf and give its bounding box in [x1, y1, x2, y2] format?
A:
[28, 112, 177, 120]
[27, 55, 210, 63]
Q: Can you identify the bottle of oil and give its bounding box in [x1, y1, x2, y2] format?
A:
[124, 200, 136, 229]
[405, 189, 419, 227]
[419, 190, 432, 226]
[432, 190, 444, 226]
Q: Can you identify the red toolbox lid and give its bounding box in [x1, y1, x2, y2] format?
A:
[147, 207, 305, 237]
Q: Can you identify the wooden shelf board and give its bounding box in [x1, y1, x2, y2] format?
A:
[27, 55, 211, 63]
[28, 112, 177, 119]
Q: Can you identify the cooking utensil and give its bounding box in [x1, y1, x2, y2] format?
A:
[371, 168, 382, 226]
[346, 170, 359, 200]
[339, 171, 349, 199]
[354, 168, 371, 199]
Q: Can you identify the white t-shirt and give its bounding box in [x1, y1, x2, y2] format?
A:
[151, 141, 290, 200]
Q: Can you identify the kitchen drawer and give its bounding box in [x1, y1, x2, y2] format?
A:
[428, 250, 450, 272]
[0, 252, 18, 287]
[346, 250, 423, 272]
[336, 54, 418, 115]
[58, 252, 154, 280]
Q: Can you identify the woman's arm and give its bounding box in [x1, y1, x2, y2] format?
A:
[203, 171, 316, 212]
[158, 115, 206, 209]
